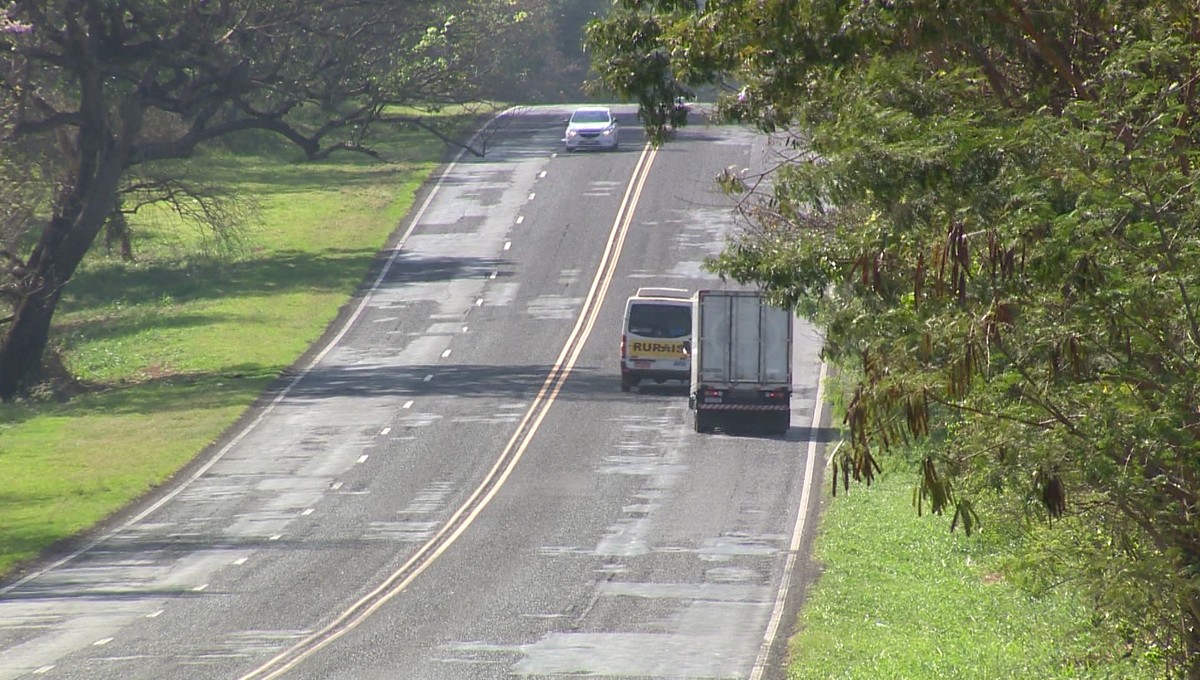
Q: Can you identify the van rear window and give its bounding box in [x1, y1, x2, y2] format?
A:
[628, 303, 691, 339]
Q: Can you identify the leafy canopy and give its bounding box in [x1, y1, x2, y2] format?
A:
[589, 0, 1200, 673]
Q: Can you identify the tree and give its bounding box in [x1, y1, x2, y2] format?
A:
[584, 2, 694, 143]
[0, 0, 527, 399]
[590, 0, 1200, 674]
[473, 0, 611, 103]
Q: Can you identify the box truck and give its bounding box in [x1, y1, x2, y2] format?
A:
[689, 290, 792, 435]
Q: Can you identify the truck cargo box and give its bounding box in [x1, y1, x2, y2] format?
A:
[690, 290, 792, 435]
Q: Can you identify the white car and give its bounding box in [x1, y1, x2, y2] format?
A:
[564, 106, 618, 152]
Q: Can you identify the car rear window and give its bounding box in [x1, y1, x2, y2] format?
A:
[627, 303, 691, 339]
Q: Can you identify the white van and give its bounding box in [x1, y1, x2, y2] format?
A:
[620, 287, 693, 392]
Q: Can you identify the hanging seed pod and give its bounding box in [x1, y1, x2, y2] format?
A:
[914, 252, 925, 309]
[931, 242, 947, 298]
[1067, 336, 1086, 377]
[1040, 473, 1066, 520]
[1002, 246, 1017, 280]
[951, 499, 980, 536]
[920, 457, 954, 515]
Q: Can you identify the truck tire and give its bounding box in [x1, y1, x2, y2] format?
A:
[694, 410, 712, 434]
[768, 412, 790, 436]
[620, 375, 638, 392]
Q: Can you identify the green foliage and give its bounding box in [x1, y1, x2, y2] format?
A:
[584, 1, 701, 142]
[476, 0, 609, 102]
[592, 0, 1200, 674]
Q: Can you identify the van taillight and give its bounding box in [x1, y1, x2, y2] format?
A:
[620, 335, 627, 359]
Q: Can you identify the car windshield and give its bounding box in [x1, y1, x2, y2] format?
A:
[571, 110, 611, 124]
[627, 303, 691, 339]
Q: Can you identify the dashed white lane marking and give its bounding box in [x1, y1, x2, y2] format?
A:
[147, 610, 164, 618]
[462, 325, 469, 332]
[357, 455, 369, 464]
[380, 427, 391, 436]
[403, 400, 414, 409]
[192, 584, 209, 592]
[516, 215, 525, 224]
[503, 241, 512, 251]
[331, 482, 344, 491]
[236, 134, 660, 680]
[93, 638, 113, 646]
[475, 298, 484, 306]
[538, 171, 547, 179]
[423, 374, 434, 382]
[269, 535, 282, 542]
[488, 271, 497, 280]
[301, 508, 314, 516]
[528, 192, 536, 200]
[233, 558, 249, 566]
[441, 349, 452, 358]
[0, 103, 490, 601]
[34, 666, 54, 674]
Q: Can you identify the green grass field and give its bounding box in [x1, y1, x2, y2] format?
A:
[0, 113, 1158, 678]
[787, 457, 1157, 679]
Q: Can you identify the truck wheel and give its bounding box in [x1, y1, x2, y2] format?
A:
[769, 412, 790, 436]
[694, 411, 712, 434]
[620, 376, 638, 392]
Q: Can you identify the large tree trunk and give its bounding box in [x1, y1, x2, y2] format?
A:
[0, 223, 78, 400]
[0, 5, 140, 400]
[0, 171, 121, 399]
[0, 117, 131, 398]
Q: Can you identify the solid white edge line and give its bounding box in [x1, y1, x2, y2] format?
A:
[748, 361, 829, 680]
[0, 106, 521, 597]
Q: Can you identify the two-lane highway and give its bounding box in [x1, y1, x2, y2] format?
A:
[0, 106, 830, 680]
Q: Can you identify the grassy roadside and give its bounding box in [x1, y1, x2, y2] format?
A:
[786, 454, 1157, 679]
[0, 116, 482, 579]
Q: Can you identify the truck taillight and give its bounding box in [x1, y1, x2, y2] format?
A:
[765, 389, 787, 399]
[702, 388, 722, 397]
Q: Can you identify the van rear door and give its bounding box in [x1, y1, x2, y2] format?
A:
[624, 301, 691, 370]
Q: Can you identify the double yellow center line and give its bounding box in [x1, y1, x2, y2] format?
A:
[241, 142, 660, 679]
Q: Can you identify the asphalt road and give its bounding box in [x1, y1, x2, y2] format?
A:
[0, 105, 832, 680]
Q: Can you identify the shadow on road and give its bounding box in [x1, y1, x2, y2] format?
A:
[284, 362, 656, 404]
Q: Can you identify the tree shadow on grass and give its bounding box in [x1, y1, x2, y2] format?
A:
[185, 155, 435, 195]
[0, 367, 276, 427]
[176, 112, 546, 195]
[61, 250, 511, 313]
[55, 311, 227, 349]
